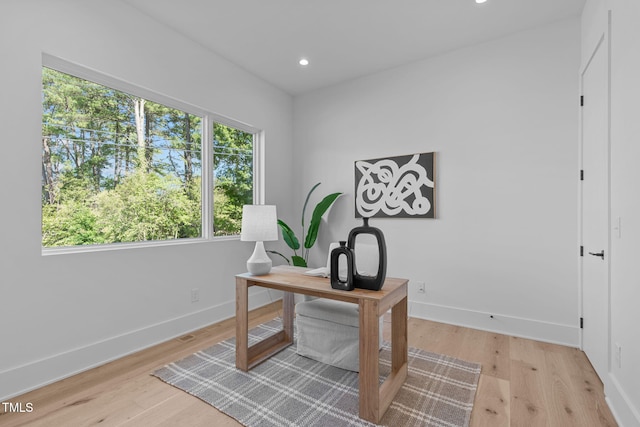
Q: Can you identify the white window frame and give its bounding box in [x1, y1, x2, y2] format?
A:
[41, 54, 263, 255]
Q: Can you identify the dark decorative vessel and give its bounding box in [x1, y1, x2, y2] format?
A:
[330, 241, 355, 291]
[347, 217, 387, 291]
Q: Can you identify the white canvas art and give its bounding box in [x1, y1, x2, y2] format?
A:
[355, 152, 435, 218]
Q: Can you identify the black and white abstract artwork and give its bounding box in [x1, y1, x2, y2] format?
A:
[355, 152, 435, 218]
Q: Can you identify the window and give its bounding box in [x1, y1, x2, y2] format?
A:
[41, 58, 257, 250]
[212, 125, 254, 236]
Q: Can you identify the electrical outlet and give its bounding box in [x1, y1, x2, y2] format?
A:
[191, 288, 200, 303]
[416, 281, 426, 294]
[615, 343, 622, 368]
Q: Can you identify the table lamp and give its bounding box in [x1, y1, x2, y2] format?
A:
[240, 205, 278, 275]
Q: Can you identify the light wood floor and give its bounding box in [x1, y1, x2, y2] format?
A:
[0, 301, 617, 427]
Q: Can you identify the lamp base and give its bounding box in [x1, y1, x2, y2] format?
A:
[247, 241, 272, 275]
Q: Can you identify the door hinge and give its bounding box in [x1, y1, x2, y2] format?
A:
[580, 95, 584, 106]
[580, 246, 584, 256]
[580, 317, 584, 329]
[580, 170, 584, 181]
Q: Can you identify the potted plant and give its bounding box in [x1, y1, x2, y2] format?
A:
[270, 183, 341, 267]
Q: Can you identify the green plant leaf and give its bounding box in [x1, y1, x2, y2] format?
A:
[301, 182, 321, 228]
[292, 255, 307, 267]
[277, 219, 300, 250]
[304, 192, 342, 249]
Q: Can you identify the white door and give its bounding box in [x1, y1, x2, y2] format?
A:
[580, 33, 610, 383]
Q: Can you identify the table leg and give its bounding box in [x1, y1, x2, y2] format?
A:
[282, 291, 295, 342]
[378, 295, 408, 420]
[392, 295, 408, 371]
[235, 276, 249, 371]
[235, 280, 295, 372]
[359, 299, 380, 422]
[359, 295, 408, 423]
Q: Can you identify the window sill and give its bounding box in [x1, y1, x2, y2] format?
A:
[41, 235, 240, 256]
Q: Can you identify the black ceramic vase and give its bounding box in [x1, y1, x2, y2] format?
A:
[330, 241, 355, 291]
[347, 218, 387, 291]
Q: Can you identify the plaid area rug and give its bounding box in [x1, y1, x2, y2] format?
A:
[153, 319, 481, 427]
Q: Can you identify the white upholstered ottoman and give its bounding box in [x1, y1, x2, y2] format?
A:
[296, 298, 384, 372]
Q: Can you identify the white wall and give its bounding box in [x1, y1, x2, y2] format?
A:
[293, 19, 581, 345]
[0, 0, 293, 400]
[582, 1, 640, 426]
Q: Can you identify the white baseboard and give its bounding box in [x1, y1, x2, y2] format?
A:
[606, 374, 640, 427]
[0, 290, 277, 402]
[408, 301, 579, 347]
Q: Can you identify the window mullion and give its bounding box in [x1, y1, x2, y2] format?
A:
[254, 131, 265, 205]
[202, 115, 214, 239]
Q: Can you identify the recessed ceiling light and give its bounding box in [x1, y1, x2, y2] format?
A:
[475, 0, 487, 3]
[299, 58, 309, 66]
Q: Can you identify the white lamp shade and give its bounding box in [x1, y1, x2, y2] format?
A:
[240, 205, 278, 242]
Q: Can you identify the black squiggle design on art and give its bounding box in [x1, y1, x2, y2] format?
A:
[355, 153, 434, 218]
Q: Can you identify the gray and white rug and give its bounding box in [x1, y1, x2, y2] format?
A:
[153, 319, 481, 426]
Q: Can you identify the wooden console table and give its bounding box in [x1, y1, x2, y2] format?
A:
[235, 265, 408, 423]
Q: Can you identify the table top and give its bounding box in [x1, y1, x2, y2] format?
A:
[237, 265, 408, 305]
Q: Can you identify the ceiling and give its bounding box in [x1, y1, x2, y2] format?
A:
[123, 0, 586, 96]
